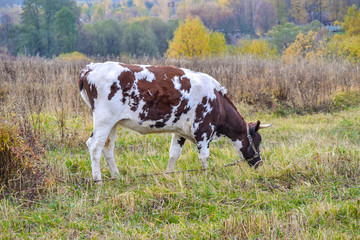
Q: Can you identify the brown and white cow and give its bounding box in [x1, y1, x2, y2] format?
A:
[79, 62, 271, 182]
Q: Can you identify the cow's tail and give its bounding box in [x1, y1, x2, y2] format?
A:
[79, 68, 92, 109]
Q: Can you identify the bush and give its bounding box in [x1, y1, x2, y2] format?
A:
[56, 51, 92, 62]
[0, 118, 53, 198]
[331, 90, 360, 110]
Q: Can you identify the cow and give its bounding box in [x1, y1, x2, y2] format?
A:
[79, 62, 271, 182]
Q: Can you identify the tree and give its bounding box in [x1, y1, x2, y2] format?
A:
[77, 19, 124, 56]
[342, 5, 360, 36]
[233, 39, 278, 58]
[166, 17, 226, 58]
[54, 6, 77, 54]
[15, 0, 79, 57]
[122, 22, 159, 57]
[282, 30, 326, 61]
[270, 0, 291, 24]
[228, 0, 259, 35]
[266, 20, 323, 53]
[254, 1, 277, 35]
[327, 6, 360, 61]
[290, 0, 307, 24]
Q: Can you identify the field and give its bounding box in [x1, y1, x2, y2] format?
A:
[0, 55, 360, 239]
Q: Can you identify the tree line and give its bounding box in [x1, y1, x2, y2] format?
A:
[0, 0, 360, 58]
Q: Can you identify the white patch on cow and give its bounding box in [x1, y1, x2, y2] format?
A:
[181, 68, 227, 99]
[232, 139, 243, 157]
[135, 67, 155, 82]
[172, 76, 181, 90]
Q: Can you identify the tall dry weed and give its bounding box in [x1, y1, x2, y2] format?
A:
[1, 54, 359, 134]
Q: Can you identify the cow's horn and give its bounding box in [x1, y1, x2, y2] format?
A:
[259, 124, 272, 129]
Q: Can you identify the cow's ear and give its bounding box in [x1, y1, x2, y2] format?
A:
[254, 120, 260, 133]
[250, 120, 260, 135]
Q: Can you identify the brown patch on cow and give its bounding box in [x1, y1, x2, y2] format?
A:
[194, 96, 217, 143]
[180, 77, 191, 92]
[117, 67, 141, 106]
[173, 98, 190, 123]
[116, 64, 192, 128]
[116, 65, 143, 110]
[137, 75, 181, 123]
[108, 82, 120, 100]
[120, 63, 143, 73]
[146, 66, 185, 81]
[80, 69, 98, 110]
[104, 136, 111, 148]
[177, 137, 186, 147]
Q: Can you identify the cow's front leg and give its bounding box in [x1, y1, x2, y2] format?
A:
[197, 141, 210, 171]
[86, 125, 113, 183]
[102, 124, 120, 179]
[166, 134, 186, 173]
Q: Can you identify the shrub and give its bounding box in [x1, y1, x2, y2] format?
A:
[283, 30, 326, 61]
[233, 39, 278, 58]
[56, 51, 92, 62]
[331, 90, 360, 110]
[0, 118, 53, 198]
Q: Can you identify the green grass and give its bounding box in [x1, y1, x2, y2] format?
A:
[1, 105, 360, 239]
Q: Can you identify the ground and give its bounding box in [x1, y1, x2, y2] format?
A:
[1, 103, 359, 239]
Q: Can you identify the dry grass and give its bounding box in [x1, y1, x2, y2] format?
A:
[1, 54, 359, 118]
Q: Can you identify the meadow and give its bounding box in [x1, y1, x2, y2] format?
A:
[0, 55, 360, 239]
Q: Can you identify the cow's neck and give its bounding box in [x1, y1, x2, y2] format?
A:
[217, 94, 247, 142]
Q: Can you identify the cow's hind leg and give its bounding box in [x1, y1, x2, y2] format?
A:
[102, 124, 120, 179]
[86, 123, 114, 182]
[166, 134, 186, 173]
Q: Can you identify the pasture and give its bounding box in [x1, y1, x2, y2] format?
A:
[0, 55, 360, 239]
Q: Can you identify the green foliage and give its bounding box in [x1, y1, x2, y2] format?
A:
[54, 7, 77, 54]
[11, 0, 79, 57]
[122, 21, 159, 57]
[266, 20, 323, 53]
[331, 90, 360, 110]
[76, 17, 176, 57]
[166, 17, 226, 59]
[78, 19, 125, 56]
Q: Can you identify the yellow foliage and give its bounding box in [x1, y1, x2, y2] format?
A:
[283, 31, 325, 61]
[327, 6, 360, 61]
[234, 39, 278, 58]
[327, 34, 360, 61]
[210, 31, 227, 57]
[166, 17, 226, 59]
[342, 6, 360, 36]
[56, 52, 92, 62]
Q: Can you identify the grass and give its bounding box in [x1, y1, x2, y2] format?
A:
[1, 103, 359, 239]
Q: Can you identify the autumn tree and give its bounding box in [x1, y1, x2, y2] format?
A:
[176, 2, 234, 38]
[166, 17, 226, 59]
[327, 6, 360, 61]
[233, 39, 278, 58]
[254, 1, 277, 35]
[282, 30, 326, 61]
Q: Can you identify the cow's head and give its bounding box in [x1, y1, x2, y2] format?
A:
[241, 121, 271, 168]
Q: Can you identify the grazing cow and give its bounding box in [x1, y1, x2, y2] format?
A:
[79, 62, 271, 182]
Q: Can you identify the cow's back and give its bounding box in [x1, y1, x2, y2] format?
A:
[80, 62, 227, 137]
